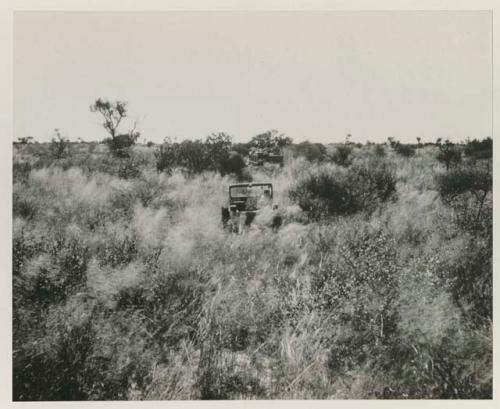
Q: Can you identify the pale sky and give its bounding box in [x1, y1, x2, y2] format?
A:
[14, 11, 492, 144]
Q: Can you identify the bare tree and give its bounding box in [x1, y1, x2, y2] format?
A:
[90, 98, 141, 158]
[90, 98, 128, 139]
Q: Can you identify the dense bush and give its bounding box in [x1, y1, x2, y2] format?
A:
[437, 165, 491, 198]
[436, 164, 492, 232]
[288, 170, 354, 219]
[12, 139, 492, 400]
[289, 162, 396, 220]
[154, 133, 245, 177]
[434, 163, 492, 326]
[231, 142, 250, 157]
[249, 129, 292, 150]
[464, 137, 492, 160]
[330, 144, 352, 166]
[104, 132, 140, 158]
[373, 144, 386, 157]
[219, 152, 247, 179]
[13, 161, 32, 184]
[436, 140, 462, 170]
[289, 141, 327, 162]
[393, 142, 415, 157]
[49, 129, 71, 159]
[312, 227, 400, 355]
[154, 139, 177, 174]
[154, 139, 208, 174]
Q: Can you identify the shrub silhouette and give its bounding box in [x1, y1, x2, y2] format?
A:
[436, 140, 462, 170]
[437, 166, 491, 198]
[330, 145, 352, 166]
[104, 133, 140, 158]
[49, 129, 71, 159]
[393, 142, 415, 157]
[155, 133, 239, 176]
[219, 152, 246, 178]
[290, 141, 327, 162]
[289, 162, 396, 220]
[289, 171, 354, 219]
[464, 137, 492, 160]
[231, 142, 251, 157]
[249, 129, 292, 150]
[436, 164, 492, 232]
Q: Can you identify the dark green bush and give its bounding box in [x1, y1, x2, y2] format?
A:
[117, 156, 142, 179]
[204, 132, 233, 169]
[373, 144, 386, 157]
[154, 140, 176, 174]
[154, 139, 210, 175]
[464, 137, 492, 160]
[437, 166, 491, 198]
[49, 129, 71, 159]
[13, 161, 32, 184]
[13, 190, 38, 220]
[13, 304, 97, 400]
[330, 145, 352, 166]
[438, 237, 492, 325]
[219, 152, 246, 178]
[132, 268, 207, 346]
[393, 142, 415, 157]
[310, 229, 400, 375]
[290, 141, 327, 162]
[14, 301, 158, 400]
[155, 133, 235, 176]
[289, 171, 354, 219]
[177, 140, 211, 174]
[436, 165, 492, 232]
[249, 130, 292, 150]
[385, 325, 492, 398]
[231, 142, 250, 157]
[196, 312, 264, 399]
[437, 140, 462, 170]
[19, 238, 90, 306]
[289, 163, 396, 220]
[105, 132, 140, 159]
[435, 163, 492, 323]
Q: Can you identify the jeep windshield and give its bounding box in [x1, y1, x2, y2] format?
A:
[229, 184, 273, 199]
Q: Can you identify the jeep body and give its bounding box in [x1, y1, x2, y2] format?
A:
[221, 182, 281, 233]
[248, 148, 284, 167]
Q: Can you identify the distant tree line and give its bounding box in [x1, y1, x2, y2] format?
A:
[15, 97, 492, 177]
[154, 133, 246, 178]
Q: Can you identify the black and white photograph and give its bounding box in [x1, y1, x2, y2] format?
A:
[9, 3, 496, 403]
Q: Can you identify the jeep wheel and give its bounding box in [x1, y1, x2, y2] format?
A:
[272, 215, 282, 231]
[221, 207, 230, 227]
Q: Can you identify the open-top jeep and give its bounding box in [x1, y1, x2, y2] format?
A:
[221, 182, 282, 233]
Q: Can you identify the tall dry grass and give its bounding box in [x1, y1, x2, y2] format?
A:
[12, 142, 492, 400]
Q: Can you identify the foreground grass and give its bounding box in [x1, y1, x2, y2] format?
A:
[12, 143, 492, 399]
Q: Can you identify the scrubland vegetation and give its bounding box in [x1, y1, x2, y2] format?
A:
[13, 129, 492, 400]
